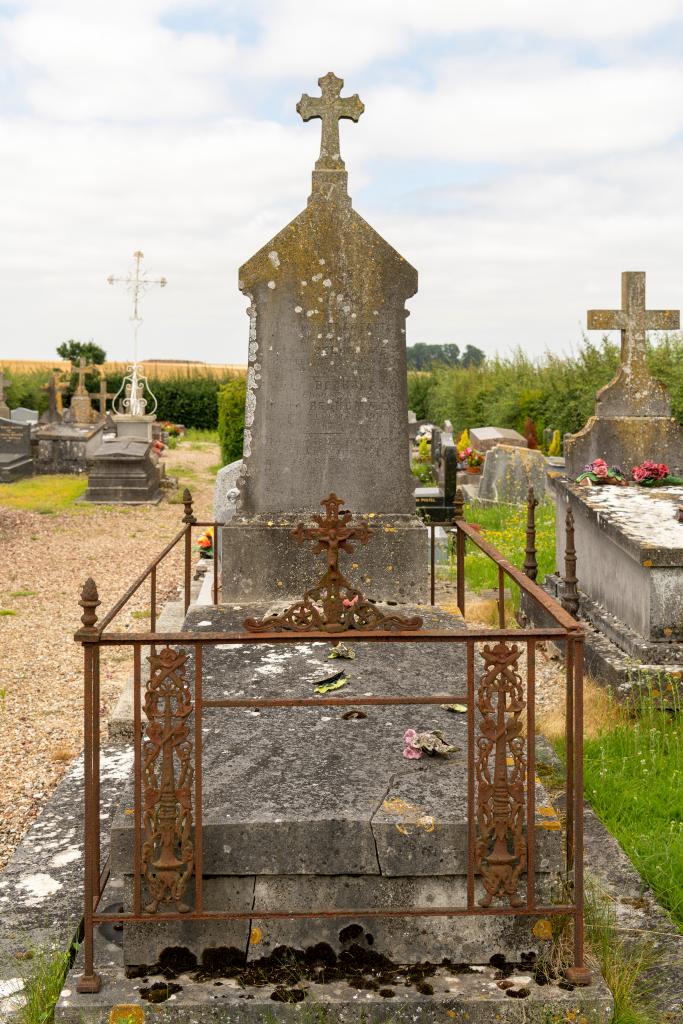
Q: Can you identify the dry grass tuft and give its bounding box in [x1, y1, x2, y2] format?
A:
[537, 677, 620, 741]
[51, 745, 76, 764]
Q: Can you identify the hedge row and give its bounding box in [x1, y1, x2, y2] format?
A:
[408, 333, 683, 439]
[2, 369, 241, 431]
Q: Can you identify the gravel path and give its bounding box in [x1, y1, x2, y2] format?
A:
[0, 441, 219, 869]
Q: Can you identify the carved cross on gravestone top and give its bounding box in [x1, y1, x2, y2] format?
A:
[96, 375, 116, 417]
[297, 72, 364, 171]
[73, 357, 99, 395]
[41, 372, 65, 422]
[588, 271, 680, 416]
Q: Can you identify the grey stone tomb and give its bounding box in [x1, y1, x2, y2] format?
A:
[0, 416, 33, 482]
[221, 72, 426, 603]
[33, 421, 104, 475]
[85, 436, 162, 504]
[565, 271, 681, 477]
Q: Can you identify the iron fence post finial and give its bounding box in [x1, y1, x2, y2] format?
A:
[562, 506, 580, 617]
[78, 577, 100, 636]
[524, 486, 538, 582]
[182, 488, 197, 525]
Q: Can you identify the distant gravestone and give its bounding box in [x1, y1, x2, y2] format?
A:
[478, 444, 547, 504]
[566, 272, 682, 477]
[68, 357, 99, 424]
[470, 426, 526, 452]
[10, 406, 39, 425]
[221, 72, 426, 602]
[214, 458, 243, 523]
[0, 416, 33, 482]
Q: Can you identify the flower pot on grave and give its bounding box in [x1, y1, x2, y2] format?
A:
[466, 466, 482, 475]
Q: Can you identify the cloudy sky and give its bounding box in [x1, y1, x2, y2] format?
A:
[1, 0, 683, 365]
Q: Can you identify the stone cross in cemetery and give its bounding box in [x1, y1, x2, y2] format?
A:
[68, 357, 98, 424]
[221, 72, 426, 602]
[0, 370, 9, 419]
[565, 271, 683, 477]
[40, 371, 67, 423]
[96, 374, 116, 419]
[587, 270, 679, 415]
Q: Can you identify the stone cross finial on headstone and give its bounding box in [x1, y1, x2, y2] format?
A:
[41, 372, 63, 422]
[297, 72, 364, 171]
[96, 374, 116, 417]
[73, 357, 99, 395]
[588, 272, 679, 415]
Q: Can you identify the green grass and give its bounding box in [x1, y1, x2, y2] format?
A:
[9, 590, 37, 598]
[183, 427, 219, 444]
[19, 946, 71, 1024]
[581, 685, 683, 931]
[449, 500, 555, 602]
[585, 880, 661, 1024]
[0, 475, 88, 513]
[0, 608, 17, 615]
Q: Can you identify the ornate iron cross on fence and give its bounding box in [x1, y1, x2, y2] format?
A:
[245, 493, 422, 633]
[297, 72, 364, 169]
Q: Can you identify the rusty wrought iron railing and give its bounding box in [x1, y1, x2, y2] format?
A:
[74, 487, 591, 994]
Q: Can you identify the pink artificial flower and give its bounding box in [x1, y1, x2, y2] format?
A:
[594, 463, 608, 479]
[592, 458, 607, 469]
[342, 594, 359, 609]
[403, 728, 423, 759]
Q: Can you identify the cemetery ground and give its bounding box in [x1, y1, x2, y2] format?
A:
[0, 481, 681, 1021]
[0, 431, 220, 871]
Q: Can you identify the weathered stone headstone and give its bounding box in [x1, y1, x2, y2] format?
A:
[221, 72, 426, 602]
[10, 406, 39, 424]
[0, 416, 33, 482]
[40, 373, 64, 424]
[85, 436, 162, 503]
[0, 370, 10, 420]
[565, 271, 681, 477]
[478, 444, 547, 504]
[470, 426, 526, 452]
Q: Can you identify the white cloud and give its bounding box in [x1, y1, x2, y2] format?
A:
[0, 1, 682, 364]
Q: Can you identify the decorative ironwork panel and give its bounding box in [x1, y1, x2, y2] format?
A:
[245, 493, 422, 633]
[475, 641, 527, 907]
[142, 646, 194, 913]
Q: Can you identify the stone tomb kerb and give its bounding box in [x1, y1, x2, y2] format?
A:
[565, 271, 682, 477]
[221, 73, 426, 603]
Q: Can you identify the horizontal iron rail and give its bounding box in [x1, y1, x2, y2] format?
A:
[452, 519, 578, 629]
[97, 524, 188, 632]
[85, 627, 576, 645]
[203, 694, 469, 708]
[92, 905, 577, 923]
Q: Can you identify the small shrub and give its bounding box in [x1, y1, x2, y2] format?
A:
[217, 378, 247, 465]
